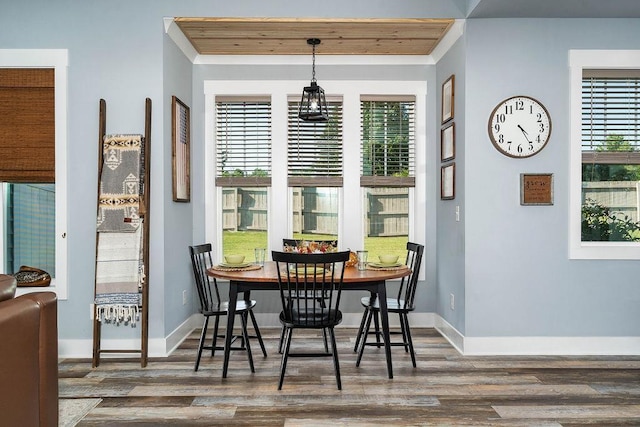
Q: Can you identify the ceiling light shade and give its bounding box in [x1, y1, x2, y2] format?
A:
[298, 38, 328, 122]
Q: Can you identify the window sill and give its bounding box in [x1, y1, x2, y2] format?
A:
[15, 281, 66, 300]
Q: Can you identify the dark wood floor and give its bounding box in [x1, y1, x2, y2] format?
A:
[59, 327, 640, 426]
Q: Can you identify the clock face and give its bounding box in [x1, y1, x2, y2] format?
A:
[488, 96, 552, 158]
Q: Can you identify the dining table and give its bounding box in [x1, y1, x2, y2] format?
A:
[208, 260, 411, 379]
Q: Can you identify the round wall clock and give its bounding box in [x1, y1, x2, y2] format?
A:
[488, 95, 552, 158]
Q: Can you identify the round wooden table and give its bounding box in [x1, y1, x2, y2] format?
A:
[208, 261, 411, 379]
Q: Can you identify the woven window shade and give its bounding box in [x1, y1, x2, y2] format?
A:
[0, 68, 55, 183]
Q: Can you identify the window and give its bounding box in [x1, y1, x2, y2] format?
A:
[0, 50, 67, 298]
[569, 50, 640, 259]
[287, 96, 342, 241]
[361, 96, 415, 260]
[581, 71, 640, 242]
[205, 79, 426, 265]
[215, 96, 271, 260]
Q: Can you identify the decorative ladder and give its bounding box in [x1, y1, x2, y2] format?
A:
[92, 98, 151, 368]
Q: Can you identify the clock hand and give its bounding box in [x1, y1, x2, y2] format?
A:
[517, 124, 532, 143]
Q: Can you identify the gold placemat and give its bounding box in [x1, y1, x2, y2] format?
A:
[210, 264, 263, 272]
[365, 264, 407, 271]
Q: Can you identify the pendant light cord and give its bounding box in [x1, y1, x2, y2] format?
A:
[311, 42, 317, 83]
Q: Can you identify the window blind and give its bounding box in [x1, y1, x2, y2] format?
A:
[287, 96, 343, 187]
[0, 68, 55, 183]
[215, 96, 272, 187]
[360, 96, 415, 187]
[582, 70, 640, 164]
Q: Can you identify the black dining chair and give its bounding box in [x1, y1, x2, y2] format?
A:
[272, 249, 350, 390]
[189, 244, 267, 372]
[277, 239, 339, 354]
[354, 242, 424, 368]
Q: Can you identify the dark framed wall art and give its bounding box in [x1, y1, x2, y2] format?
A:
[441, 74, 455, 124]
[172, 96, 190, 202]
[441, 163, 455, 200]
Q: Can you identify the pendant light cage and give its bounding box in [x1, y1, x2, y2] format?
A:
[298, 38, 329, 122]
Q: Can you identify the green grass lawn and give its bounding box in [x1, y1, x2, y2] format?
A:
[223, 230, 407, 262]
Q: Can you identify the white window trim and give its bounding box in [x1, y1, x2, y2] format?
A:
[0, 49, 68, 299]
[204, 79, 426, 265]
[569, 49, 640, 260]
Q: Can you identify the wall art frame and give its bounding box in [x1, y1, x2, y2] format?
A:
[441, 74, 455, 124]
[520, 173, 553, 206]
[441, 162, 455, 200]
[172, 95, 190, 202]
[441, 121, 455, 162]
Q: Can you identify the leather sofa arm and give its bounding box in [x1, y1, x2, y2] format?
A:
[22, 292, 59, 427]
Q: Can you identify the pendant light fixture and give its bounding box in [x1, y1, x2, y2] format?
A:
[298, 38, 328, 122]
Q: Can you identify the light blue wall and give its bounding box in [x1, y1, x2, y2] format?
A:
[3, 0, 640, 349]
[162, 30, 195, 335]
[462, 18, 640, 337]
[436, 35, 466, 333]
[0, 0, 462, 345]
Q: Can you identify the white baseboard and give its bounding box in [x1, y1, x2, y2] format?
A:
[59, 315, 202, 359]
[434, 314, 640, 356]
[58, 312, 436, 359]
[60, 313, 640, 359]
[434, 315, 464, 354]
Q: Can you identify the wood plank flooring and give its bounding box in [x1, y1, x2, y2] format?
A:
[59, 328, 640, 426]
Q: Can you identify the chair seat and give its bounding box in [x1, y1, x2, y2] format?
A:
[202, 299, 257, 316]
[279, 307, 342, 328]
[360, 296, 414, 312]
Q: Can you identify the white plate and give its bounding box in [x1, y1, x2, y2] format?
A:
[293, 267, 327, 276]
[368, 262, 402, 268]
[218, 262, 252, 268]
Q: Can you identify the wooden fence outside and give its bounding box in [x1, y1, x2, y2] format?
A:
[222, 187, 409, 236]
[583, 181, 640, 222]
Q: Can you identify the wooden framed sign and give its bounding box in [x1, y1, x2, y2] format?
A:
[520, 173, 553, 205]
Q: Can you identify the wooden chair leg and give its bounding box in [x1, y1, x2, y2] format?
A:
[240, 312, 254, 373]
[402, 313, 417, 367]
[278, 327, 293, 390]
[195, 316, 210, 372]
[328, 327, 341, 390]
[211, 315, 220, 357]
[372, 310, 382, 347]
[356, 308, 373, 367]
[399, 312, 409, 353]
[278, 326, 286, 354]
[353, 308, 368, 352]
[249, 309, 268, 357]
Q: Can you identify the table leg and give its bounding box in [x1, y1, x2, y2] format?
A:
[377, 281, 393, 379]
[222, 281, 238, 378]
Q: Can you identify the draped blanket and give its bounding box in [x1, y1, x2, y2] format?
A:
[95, 134, 144, 326]
[97, 134, 142, 233]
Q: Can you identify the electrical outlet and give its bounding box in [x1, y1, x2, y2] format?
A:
[182, 290, 187, 305]
[455, 205, 460, 222]
[450, 293, 455, 310]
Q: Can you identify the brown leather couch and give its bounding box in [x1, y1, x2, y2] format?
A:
[0, 274, 58, 427]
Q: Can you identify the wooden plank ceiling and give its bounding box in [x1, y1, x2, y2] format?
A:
[174, 17, 455, 55]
